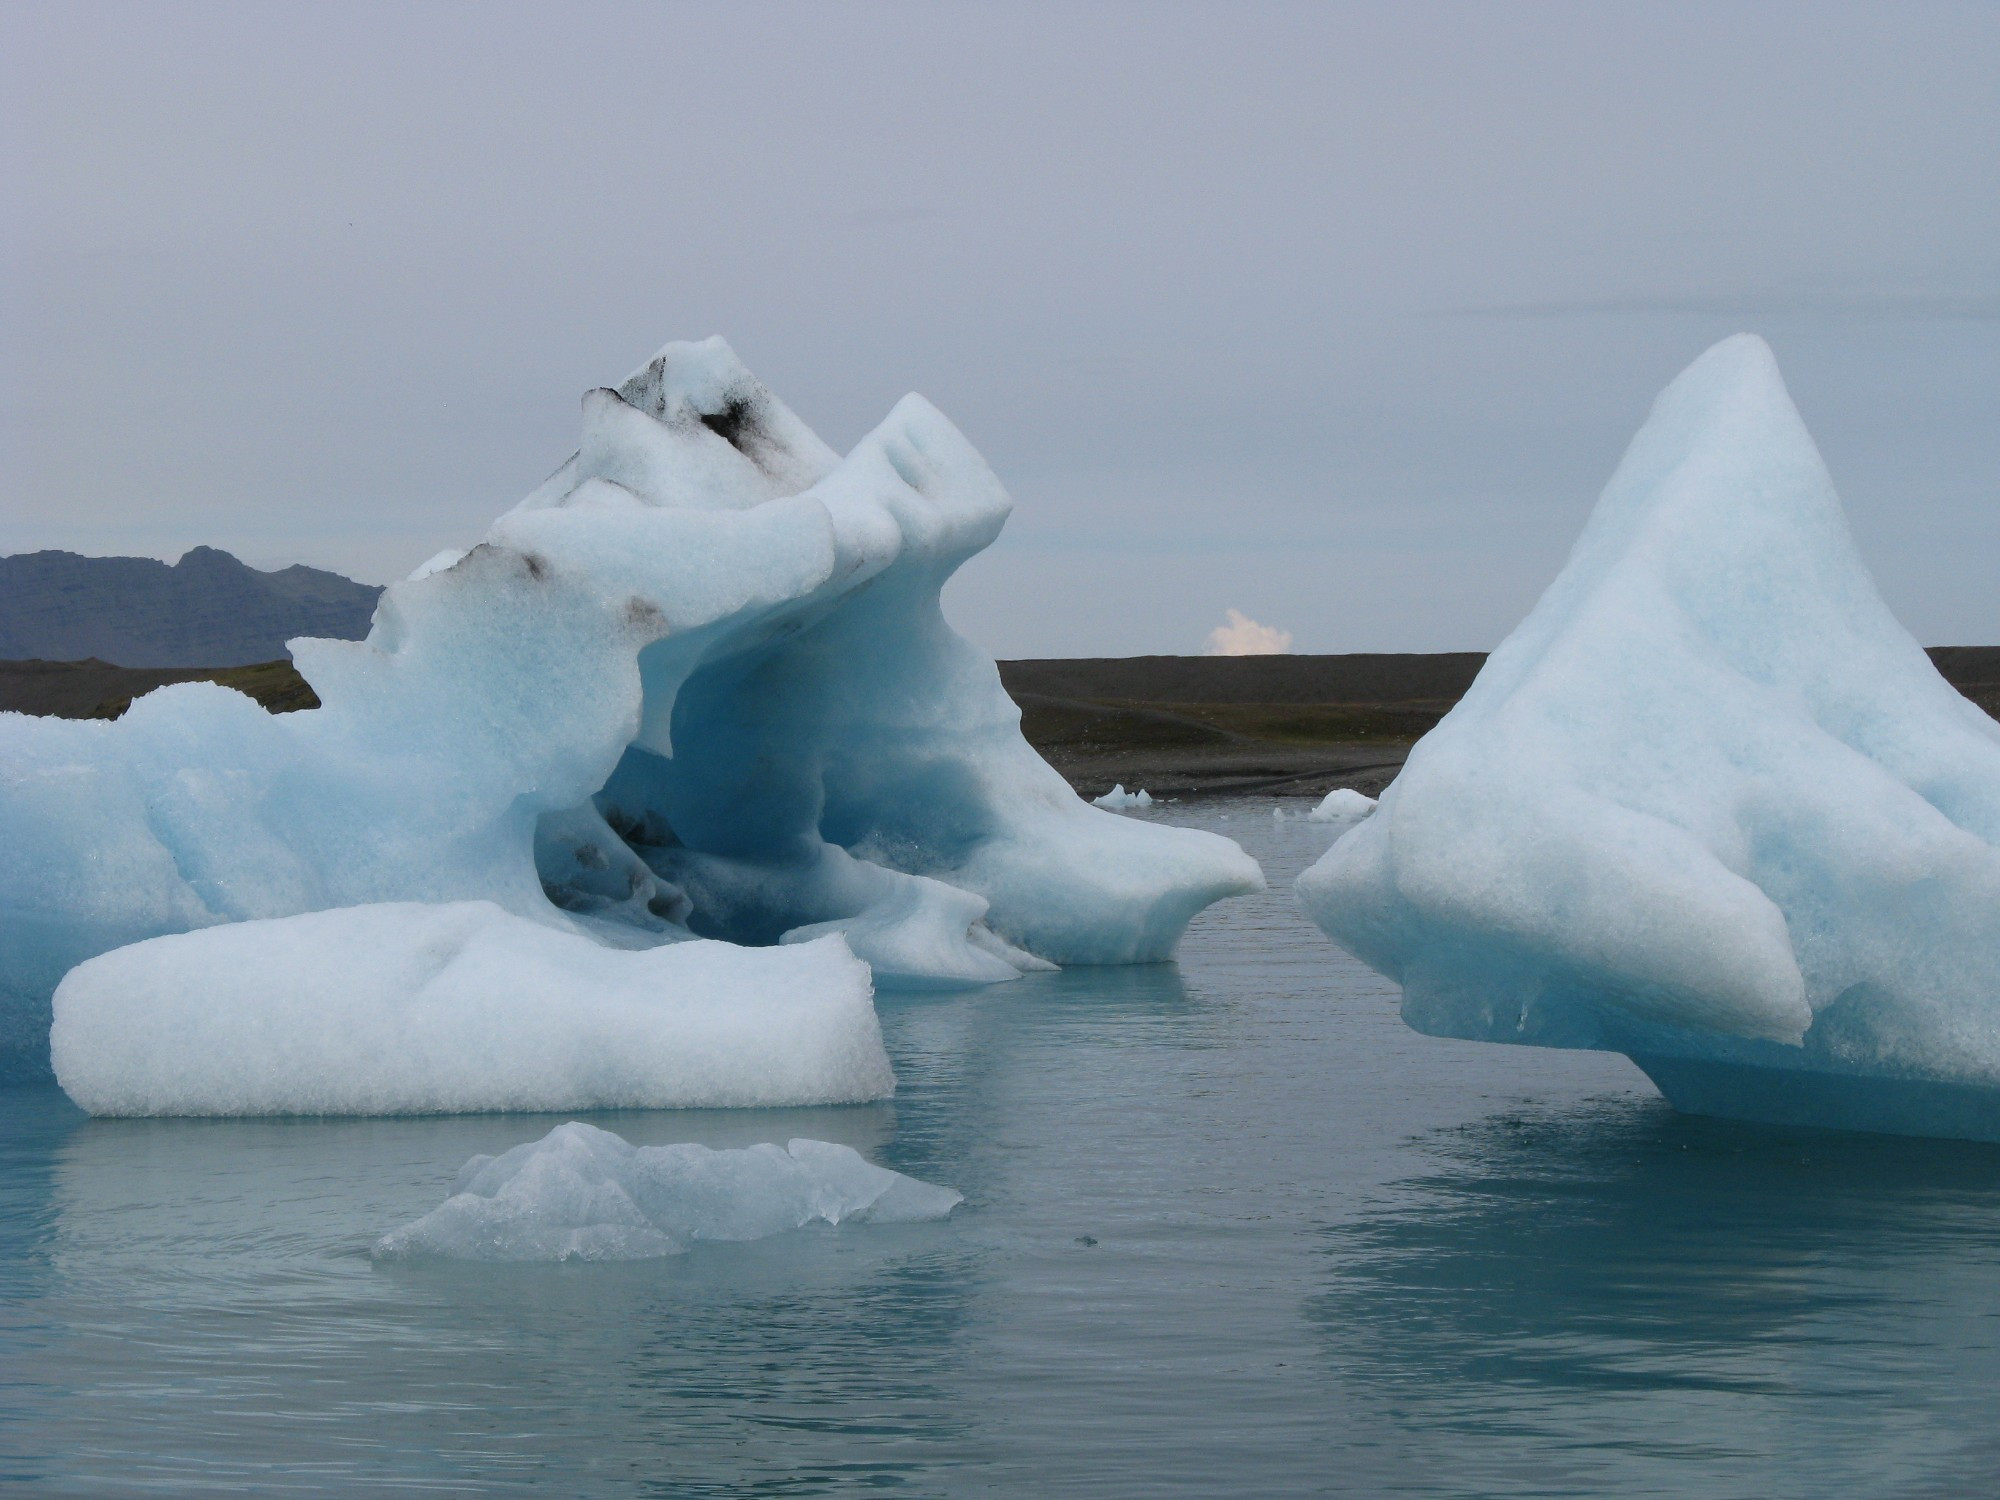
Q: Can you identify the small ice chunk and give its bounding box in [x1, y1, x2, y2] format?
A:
[373, 1121, 962, 1262]
[1093, 785, 1153, 810]
[1307, 788, 1378, 832]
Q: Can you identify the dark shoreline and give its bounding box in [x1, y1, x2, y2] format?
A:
[8, 650, 2000, 803]
[0, 657, 322, 719]
[1001, 650, 2000, 800]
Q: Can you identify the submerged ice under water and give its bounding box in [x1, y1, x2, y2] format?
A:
[375, 1122, 962, 1262]
[6, 801, 2000, 1498]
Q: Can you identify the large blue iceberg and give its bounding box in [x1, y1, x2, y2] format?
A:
[3, 338, 1260, 1105]
[1298, 335, 2000, 1141]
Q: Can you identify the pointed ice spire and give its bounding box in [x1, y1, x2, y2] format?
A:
[513, 337, 840, 513]
[613, 336, 839, 497]
[1299, 336, 2000, 1141]
[1468, 333, 1896, 712]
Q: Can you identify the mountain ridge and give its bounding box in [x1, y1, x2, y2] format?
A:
[0, 547, 382, 667]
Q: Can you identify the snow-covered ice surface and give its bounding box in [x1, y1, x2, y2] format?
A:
[0, 337, 1260, 1093]
[1092, 785, 1153, 809]
[374, 1120, 961, 1261]
[51, 903, 890, 1117]
[1299, 335, 2000, 1141]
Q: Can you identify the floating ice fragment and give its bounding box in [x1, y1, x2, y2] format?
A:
[1093, 785, 1153, 809]
[1307, 788, 1377, 832]
[373, 1121, 962, 1262]
[52, 902, 891, 1116]
[1297, 334, 2000, 1142]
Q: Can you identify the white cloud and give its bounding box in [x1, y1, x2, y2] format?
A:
[1203, 608, 1293, 656]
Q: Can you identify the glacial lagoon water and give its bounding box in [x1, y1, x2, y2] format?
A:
[6, 800, 2000, 1496]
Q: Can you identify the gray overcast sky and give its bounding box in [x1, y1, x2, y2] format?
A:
[3, 1, 1997, 656]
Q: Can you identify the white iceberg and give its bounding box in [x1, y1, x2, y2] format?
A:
[51, 902, 889, 1116]
[1093, 785, 1153, 809]
[0, 338, 1261, 1094]
[373, 1121, 961, 1262]
[1306, 788, 1377, 830]
[1299, 335, 2000, 1141]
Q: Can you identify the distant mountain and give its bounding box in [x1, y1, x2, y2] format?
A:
[0, 547, 382, 668]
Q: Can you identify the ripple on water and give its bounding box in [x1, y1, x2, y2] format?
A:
[2, 800, 2000, 1497]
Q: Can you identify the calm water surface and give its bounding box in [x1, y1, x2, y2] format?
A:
[5, 800, 2000, 1496]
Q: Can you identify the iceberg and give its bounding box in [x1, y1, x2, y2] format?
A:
[52, 902, 890, 1116]
[1, 337, 1260, 1094]
[374, 1121, 962, 1262]
[1093, 785, 1153, 809]
[1299, 335, 2000, 1142]
[1307, 788, 1376, 830]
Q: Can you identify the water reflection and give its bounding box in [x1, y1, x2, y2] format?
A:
[23, 1101, 984, 1496]
[14, 969, 1217, 1496]
[1311, 1097, 2000, 1495]
[15, 798, 2000, 1496]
